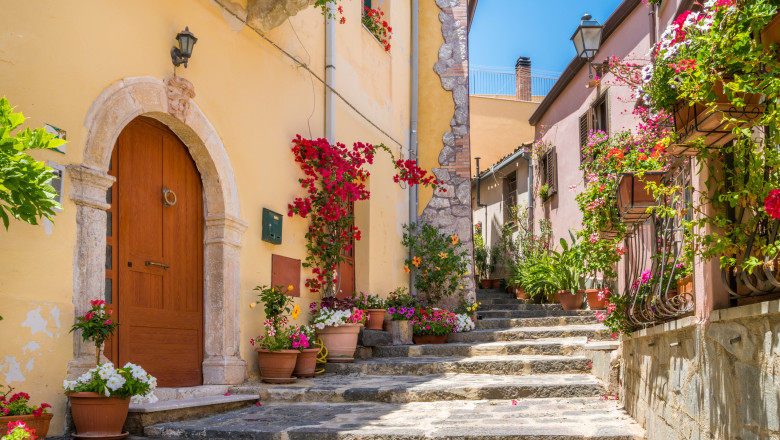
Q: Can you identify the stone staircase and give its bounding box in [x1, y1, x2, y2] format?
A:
[141, 289, 646, 439]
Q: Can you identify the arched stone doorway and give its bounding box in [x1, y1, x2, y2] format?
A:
[67, 76, 248, 385]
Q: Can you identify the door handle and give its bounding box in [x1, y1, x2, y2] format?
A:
[145, 261, 170, 270]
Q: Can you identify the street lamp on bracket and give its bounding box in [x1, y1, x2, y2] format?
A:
[571, 13, 604, 79]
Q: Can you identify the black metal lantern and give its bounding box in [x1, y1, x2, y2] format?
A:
[171, 27, 197, 68]
[571, 14, 603, 78]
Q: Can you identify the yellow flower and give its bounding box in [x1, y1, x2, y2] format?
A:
[292, 304, 301, 320]
[249, 302, 256, 309]
[288, 285, 294, 291]
[412, 256, 421, 267]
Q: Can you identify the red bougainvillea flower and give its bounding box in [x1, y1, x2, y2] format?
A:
[765, 189, 780, 220]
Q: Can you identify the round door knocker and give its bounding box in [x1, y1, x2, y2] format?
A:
[163, 187, 177, 207]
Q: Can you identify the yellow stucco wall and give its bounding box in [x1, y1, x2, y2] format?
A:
[417, 0, 453, 216]
[470, 96, 538, 171]
[0, 0, 410, 434]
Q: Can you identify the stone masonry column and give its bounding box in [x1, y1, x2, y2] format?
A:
[66, 165, 115, 378]
[202, 214, 249, 385]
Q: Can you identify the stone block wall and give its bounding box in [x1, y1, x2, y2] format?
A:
[622, 300, 780, 440]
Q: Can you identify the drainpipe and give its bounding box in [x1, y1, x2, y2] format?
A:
[408, 0, 420, 296]
[475, 157, 486, 208]
[325, 3, 336, 143]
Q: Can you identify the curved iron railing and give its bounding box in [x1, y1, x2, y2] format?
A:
[623, 163, 695, 328]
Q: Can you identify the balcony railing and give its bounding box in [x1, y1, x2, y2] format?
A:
[623, 163, 695, 328]
[469, 67, 559, 102]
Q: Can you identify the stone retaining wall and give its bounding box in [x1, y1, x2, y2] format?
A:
[622, 300, 780, 440]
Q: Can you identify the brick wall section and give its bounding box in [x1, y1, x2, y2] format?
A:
[421, 0, 475, 304]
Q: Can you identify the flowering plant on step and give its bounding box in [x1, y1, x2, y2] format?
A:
[69, 299, 119, 366]
[0, 386, 50, 417]
[249, 284, 305, 352]
[410, 308, 458, 336]
[402, 223, 469, 306]
[309, 300, 366, 329]
[288, 136, 442, 298]
[1, 421, 36, 440]
[62, 363, 157, 404]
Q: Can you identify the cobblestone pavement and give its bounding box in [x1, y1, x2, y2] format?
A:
[141, 289, 646, 439]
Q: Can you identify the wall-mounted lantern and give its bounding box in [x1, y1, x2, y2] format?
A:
[171, 27, 197, 68]
[571, 14, 604, 78]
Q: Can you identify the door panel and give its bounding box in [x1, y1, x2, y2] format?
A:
[114, 117, 204, 387]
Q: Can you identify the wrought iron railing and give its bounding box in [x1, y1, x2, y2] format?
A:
[721, 214, 780, 299]
[469, 67, 559, 102]
[623, 163, 695, 328]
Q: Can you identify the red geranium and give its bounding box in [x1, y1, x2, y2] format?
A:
[765, 189, 780, 220]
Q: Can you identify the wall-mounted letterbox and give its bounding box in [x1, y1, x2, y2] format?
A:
[262, 208, 283, 244]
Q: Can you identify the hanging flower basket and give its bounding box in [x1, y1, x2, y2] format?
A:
[616, 172, 665, 224]
[673, 82, 764, 147]
[761, 12, 780, 51]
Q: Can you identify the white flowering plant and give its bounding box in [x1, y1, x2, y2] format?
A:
[63, 363, 157, 404]
[454, 313, 475, 333]
[309, 303, 365, 330]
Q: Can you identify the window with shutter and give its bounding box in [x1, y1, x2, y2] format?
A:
[579, 112, 590, 164]
[545, 148, 557, 196]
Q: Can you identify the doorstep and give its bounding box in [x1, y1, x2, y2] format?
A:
[125, 393, 260, 435]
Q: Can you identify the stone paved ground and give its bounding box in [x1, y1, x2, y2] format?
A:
[144, 289, 646, 439]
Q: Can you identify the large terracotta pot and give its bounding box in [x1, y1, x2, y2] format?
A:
[413, 334, 448, 345]
[586, 289, 607, 310]
[0, 413, 53, 437]
[676, 274, 694, 295]
[389, 320, 414, 345]
[479, 279, 492, 289]
[556, 290, 584, 311]
[68, 392, 130, 436]
[292, 347, 320, 378]
[490, 279, 501, 289]
[366, 309, 386, 330]
[256, 349, 299, 383]
[515, 287, 530, 300]
[616, 172, 665, 223]
[316, 324, 361, 362]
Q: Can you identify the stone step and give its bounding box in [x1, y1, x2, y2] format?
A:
[448, 324, 611, 343]
[124, 394, 260, 435]
[480, 302, 566, 311]
[479, 309, 597, 319]
[144, 398, 646, 439]
[476, 315, 600, 330]
[322, 354, 590, 376]
[228, 373, 604, 403]
[372, 338, 597, 357]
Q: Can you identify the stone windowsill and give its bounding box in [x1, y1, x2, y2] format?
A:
[628, 298, 780, 339]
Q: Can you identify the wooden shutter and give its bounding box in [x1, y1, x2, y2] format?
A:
[579, 112, 590, 164]
[545, 148, 558, 196]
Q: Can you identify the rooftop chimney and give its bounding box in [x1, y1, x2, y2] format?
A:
[515, 56, 532, 101]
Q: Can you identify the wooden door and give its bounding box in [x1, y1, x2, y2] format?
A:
[109, 116, 204, 387]
[336, 201, 356, 299]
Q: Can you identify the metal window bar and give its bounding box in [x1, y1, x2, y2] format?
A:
[623, 163, 695, 328]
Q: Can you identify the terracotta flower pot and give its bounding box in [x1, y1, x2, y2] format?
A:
[316, 324, 361, 362]
[616, 172, 665, 224]
[490, 279, 501, 289]
[389, 320, 414, 345]
[366, 309, 386, 330]
[515, 287, 530, 300]
[586, 289, 607, 310]
[292, 347, 320, 378]
[68, 392, 130, 436]
[0, 413, 53, 437]
[556, 290, 584, 311]
[676, 274, 694, 295]
[256, 348, 299, 383]
[479, 279, 492, 289]
[413, 334, 448, 345]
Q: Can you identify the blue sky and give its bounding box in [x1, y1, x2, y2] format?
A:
[469, 0, 624, 74]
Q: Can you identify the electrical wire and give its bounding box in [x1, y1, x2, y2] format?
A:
[213, 0, 407, 151]
[287, 17, 316, 139]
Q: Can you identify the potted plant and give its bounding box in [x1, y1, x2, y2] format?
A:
[538, 183, 550, 199]
[454, 296, 480, 324]
[1, 421, 36, 440]
[616, 171, 665, 223]
[66, 299, 156, 436]
[290, 325, 318, 378]
[474, 223, 489, 288]
[0, 387, 52, 438]
[411, 308, 458, 345]
[250, 284, 300, 383]
[586, 287, 610, 310]
[311, 299, 365, 362]
[547, 233, 585, 311]
[403, 223, 470, 305]
[383, 288, 418, 345]
[351, 292, 386, 331]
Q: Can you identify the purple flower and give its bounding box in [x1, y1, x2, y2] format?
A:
[388, 307, 397, 315]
